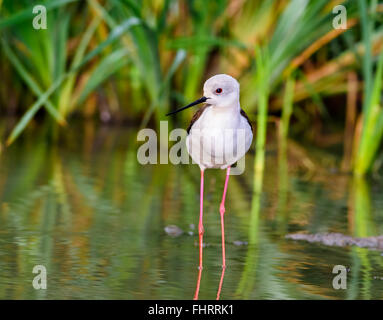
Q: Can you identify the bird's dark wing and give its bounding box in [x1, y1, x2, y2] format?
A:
[187, 105, 210, 134]
[240, 108, 253, 132]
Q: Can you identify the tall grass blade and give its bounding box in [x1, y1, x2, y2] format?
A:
[1, 38, 66, 125]
[254, 46, 270, 174]
[355, 49, 383, 175]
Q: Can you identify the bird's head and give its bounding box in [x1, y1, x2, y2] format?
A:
[166, 74, 240, 116]
[203, 74, 240, 108]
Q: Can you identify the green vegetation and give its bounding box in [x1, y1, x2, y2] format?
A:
[0, 0, 383, 178]
[354, 0, 383, 175]
[1, 0, 383, 300]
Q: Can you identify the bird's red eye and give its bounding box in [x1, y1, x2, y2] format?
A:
[216, 88, 223, 94]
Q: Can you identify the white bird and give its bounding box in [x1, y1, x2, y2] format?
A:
[166, 74, 253, 274]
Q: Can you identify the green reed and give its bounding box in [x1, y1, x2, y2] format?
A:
[0, 0, 383, 178]
[254, 46, 270, 175]
[354, 0, 383, 176]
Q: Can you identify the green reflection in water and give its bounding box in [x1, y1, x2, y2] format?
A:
[0, 122, 383, 299]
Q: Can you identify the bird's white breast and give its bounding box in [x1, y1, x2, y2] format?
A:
[186, 106, 252, 170]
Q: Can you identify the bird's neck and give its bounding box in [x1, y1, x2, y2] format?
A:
[210, 101, 240, 114]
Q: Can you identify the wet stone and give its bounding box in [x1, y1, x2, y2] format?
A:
[164, 225, 184, 237]
[233, 240, 248, 246]
[286, 232, 383, 250]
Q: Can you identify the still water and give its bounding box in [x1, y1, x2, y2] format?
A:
[0, 122, 382, 299]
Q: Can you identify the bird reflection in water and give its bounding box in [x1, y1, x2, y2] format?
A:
[193, 266, 226, 300]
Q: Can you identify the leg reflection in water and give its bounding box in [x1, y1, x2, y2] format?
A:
[193, 267, 203, 300]
[216, 267, 225, 300]
[193, 267, 226, 300]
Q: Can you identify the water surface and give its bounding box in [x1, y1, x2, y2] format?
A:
[0, 122, 382, 299]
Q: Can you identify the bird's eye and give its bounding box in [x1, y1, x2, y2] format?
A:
[215, 88, 223, 94]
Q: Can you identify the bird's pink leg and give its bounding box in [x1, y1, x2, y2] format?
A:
[198, 169, 205, 269]
[220, 166, 230, 269]
[193, 169, 204, 300]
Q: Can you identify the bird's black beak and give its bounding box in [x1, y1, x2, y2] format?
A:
[166, 97, 208, 116]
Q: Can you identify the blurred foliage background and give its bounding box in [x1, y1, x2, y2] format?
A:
[2, 0, 383, 300]
[0, 0, 383, 176]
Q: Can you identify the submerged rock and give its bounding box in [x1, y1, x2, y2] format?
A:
[286, 232, 383, 250]
[164, 225, 183, 237]
[233, 240, 248, 246]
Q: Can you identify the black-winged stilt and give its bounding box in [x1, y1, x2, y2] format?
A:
[167, 74, 253, 298]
